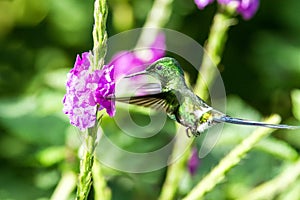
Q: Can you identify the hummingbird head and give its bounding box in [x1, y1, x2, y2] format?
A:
[125, 57, 185, 87]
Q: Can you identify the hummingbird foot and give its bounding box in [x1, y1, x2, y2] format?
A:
[185, 127, 201, 137]
[185, 128, 192, 137]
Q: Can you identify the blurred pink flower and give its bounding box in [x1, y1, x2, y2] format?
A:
[109, 32, 166, 80]
[194, 0, 214, 9]
[217, 0, 259, 20]
[195, 0, 259, 20]
[236, 0, 259, 20]
[188, 147, 201, 176]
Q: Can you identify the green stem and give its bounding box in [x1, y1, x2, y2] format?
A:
[92, 0, 108, 70]
[50, 171, 77, 200]
[135, 0, 173, 62]
[76, 149, 94, 200]
[182, 115, 281, 200]
[75, 0, 109, 199]
[142, 0, 173, 29]
[93, 160, 111, 200]
[256, 137, 299, 162]
[240, 157, 300, 200]
[158, 7, 236, 200]
[194, 8, 237, 99]
[158, 126, 194, 200]
[76, 126, 98, 200]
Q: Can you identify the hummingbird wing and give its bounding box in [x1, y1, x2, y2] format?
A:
[112, 91, 180, 114]
[131, 83, 162, 95]
[214, 115, 300, 129]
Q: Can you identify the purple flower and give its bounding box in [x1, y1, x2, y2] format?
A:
[217, 0, 231, 4]
[63, 52, 115, 131]
[217, 0, 259, 20]
[188, 147, 201, 176]
[194, 0, 214, 9]
[63, 33, 165, 130]
[109, 32, 166, 80]
[237, 0, 259, 20]
[109, 51, 144, 80]
[95, 64, 115, 117]
[146, 32, 166, 62]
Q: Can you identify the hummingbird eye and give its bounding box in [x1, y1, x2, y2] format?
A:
[157, 65, 162, 70]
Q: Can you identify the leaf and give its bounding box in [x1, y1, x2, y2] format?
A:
[36, 146, 66, 166]
[291, 89, 300, 121]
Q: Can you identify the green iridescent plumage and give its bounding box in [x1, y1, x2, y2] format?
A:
[114, 57, 300, 136]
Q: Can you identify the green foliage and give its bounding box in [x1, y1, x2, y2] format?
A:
[291, 89, 300, 121]
[0, 0, 300, 199]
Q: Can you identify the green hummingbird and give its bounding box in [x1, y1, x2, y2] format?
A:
[114, 57, 299, 136]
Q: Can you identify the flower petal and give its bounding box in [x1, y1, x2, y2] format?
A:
[195, 0, 214, 9]
[63, 52, 100, 131]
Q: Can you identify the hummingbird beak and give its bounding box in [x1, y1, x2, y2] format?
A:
[124, 70, 148, 78]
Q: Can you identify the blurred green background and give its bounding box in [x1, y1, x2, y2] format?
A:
[0, 0, 300, 199]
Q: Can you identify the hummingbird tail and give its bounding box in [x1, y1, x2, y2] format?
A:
[214, 116, 300, 130]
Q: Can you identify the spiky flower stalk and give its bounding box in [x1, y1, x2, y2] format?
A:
[75, 0, 109, 199]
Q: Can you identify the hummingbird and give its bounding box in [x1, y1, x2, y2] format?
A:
[113, 57, 300, 137]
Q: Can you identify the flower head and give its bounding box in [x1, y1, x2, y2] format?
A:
[188, 147, 201, 176]
[109, 32, 166, 80]
[195, 0, 259, 20]
[63, 52, 115, 131]
[217, 0, 259, 20]
[109, 51, 144, 80]
[217, 0, 231, 4]
[236, 0, 259, 20]
[194, 0, 214, 9]
[145, 32, 166, 62]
